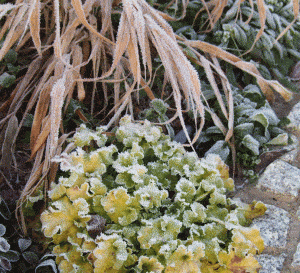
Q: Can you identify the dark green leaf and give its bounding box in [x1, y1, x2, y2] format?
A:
[7, 63, 20, 74]
[4, 49, 17, 64]
[0, 225, 5, 237]
[0, 250, 20, 262]
[0, 197, 11, 220]
[18, 238, 32, 253]
[22, 251, 39, 264]
[0, 257, 11, 271]
[205, 140, 230, 162]
[0, 238, 9, 253]
[234, 123, 254, 139]
[251, 113, 269, 128]
[0, 72, 16, 88]
[22, 114, 34, 128]
[35, 259, 57, 273]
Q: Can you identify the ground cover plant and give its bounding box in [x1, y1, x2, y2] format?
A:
[39, 116, 266, 272]
[0, 0, 300, 272]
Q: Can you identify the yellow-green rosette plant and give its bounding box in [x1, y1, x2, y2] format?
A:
[40, 115, 266, 272]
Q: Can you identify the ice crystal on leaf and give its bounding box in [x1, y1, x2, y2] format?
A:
[41, 115, 266, 272]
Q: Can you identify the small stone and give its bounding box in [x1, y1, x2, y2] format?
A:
[280, 149, 297, 165]
[288, 102, 300, 128]
[297, 207, 300, 220]
[251, 204, 290, 248]
[256, 253, 286, 273]
[257, 159, 300, 197]
[292, 242, 300, 267]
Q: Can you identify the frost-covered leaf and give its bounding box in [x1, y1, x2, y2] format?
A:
[0, 237, 9, 252]
[0, 225, 5, 237]
[0, 250, 20, 262]
[150, 99, 168, 116]
[244, 201, 267, 220]
[234, 123, 254, 139]
[242, 135, 260, 155]
[0, 257, 11, 271]
[22, 251, 39, 264]
[72, 124, 107, 147]
[183, 202, 206, 227]
[135, 183, 168, 209]
[138, 216, 182, 249]
[251, 112, 269, 128]
[40, 196, 90, 243]
[0, 72, 16, 88]
[101, 188, 140, 226]
[266, 133, 288, 145]
[94, 234, 129, 272]
[35, 259, 57, 273]
[137, 256, 164, 272]
[205, 140, 230, 162]
[251, 107, 280, 126]
[18, 238, 32, 252]
[0, 196, 11, 220]
[165, 244, 204, 272]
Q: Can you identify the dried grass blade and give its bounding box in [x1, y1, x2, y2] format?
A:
[71, 0, 114, 45]
[30, 81, 52, 151]
[0, 115, 18, 169]
[212, 57, 234, 142]
[275, 0, 299, 42]
[49, 75, 66, 157]
[30, 117, 51, 160]
[0, 3, 18, 21]
[29, 0, 41, 55]
[245, 0, 254, 24]
[200, 55, 228, 119]
[185, 40, 293, 102]
[54, 0, 62, 58]
[140, 77, 156, 100]
[0, 19, 26, 61]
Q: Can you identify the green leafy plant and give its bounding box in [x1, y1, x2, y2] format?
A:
[0, 49, 19, 89]
[0, 197, 19, 273]
[194, 84, 290, 181]
[0, 195, 57, 273]
[197, 0, 300, 90]
[139, 99, 175, 139]
[40, 116, 266, 272]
